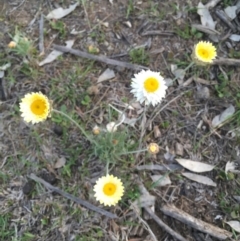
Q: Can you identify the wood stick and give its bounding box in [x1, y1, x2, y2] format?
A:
[53, 44, 148, 71]
[161, 204, 232, 240]
[137, 179, 188, 241]
[39, 14, 44, 54]
[136, 164, 182, 171]
[141, 30, 174, 36]
[144, 207, 189, 241]
[29, 173, 118, 219]
[212, 58, 240, 66]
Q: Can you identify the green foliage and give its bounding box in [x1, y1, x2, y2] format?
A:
[126, 0, 134, 18]
[50, 20, 66, 38]
[214, 72, 231, 98]
[129, 47, 149, 65]
[174, 25, 203, 40]
[229, 48, 240, 58]
[93, 129, 131, 165]
[0, 215, 15, 240]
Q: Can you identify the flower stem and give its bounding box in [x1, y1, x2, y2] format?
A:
[52, 109, 97, 145]
[170, 61, 195, 84]
[119, 148, 148, 156]
[106, 161, 109, 175]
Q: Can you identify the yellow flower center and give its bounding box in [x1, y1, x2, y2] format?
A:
[103, 182, 116, 196]
[144, 77, 159, 93]
[148, 143, 159, 154]
[198, 49, 209, 59]
[30, 99, 47, 115]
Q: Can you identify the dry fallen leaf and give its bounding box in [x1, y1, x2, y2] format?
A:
[54, 156, 66, 169]
[97, 68, 115, 83]
[46, 2, 79, 20]
[175, 158, 215, 173]
[229, 34, 240, 42]
[197, 2, 216, 30]
[226, 220, 240, 233]
[224, 6, 237, 20]
[212, 104, 235, 127]
[225, 161, 236, 174]
[182, 172, 217, 187]
[39, 40, 74, 66]
[151, 174, 171, 187]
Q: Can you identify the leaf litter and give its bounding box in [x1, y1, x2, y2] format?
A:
[46, 2, 79, 20]
[175, 158, 215, 173]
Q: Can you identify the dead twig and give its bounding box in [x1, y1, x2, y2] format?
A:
[144, 207, 189, 241]
[39, 14, 44, 54]
[161, 204, 232, 240]
[29, 173, 118, 219]
[136, 164, 182, 171]
[136, 179, 188, 241]
[215, 9, 236, 32]
[146, 91, 186, 134]
[141, 30, 174, 36]
[213, 58, 240, 66]
[193, 77, 217, 85]
[53, 44, 148, 71]
[191, 24, 221, 35]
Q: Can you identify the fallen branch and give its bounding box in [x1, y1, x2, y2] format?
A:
[39, 14, 44, 54]
[144, 207, 188, 241]
[141, 30, 174, 36]
[29, 173, 117, 219]
[136, 179, 188, 241]
[161, 204, 232, 240]
[53, 44, 148, 71]
[213, 58, 240, 66]
[136, 164, 182, 171]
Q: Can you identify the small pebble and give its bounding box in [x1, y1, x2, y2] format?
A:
[22, 180, 35, 195]
[53, 125, 63, 136]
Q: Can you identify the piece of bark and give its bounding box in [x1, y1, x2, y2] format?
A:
[53, 44, 147, 71]
[136, 179, 188, 241]
[39, 14, 44, 54]
[29, 173, 117, 219]
[215, 9, 236, 31]
[212, 58, 240, 66]
[136, 164, 182, 171]
[145, 207, 188, 241]
[161, 204, 232, 240]
[141, 30, 174, 36]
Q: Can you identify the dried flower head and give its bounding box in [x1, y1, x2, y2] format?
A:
[148, 143, 160, 154]
[8, 41, 17, 48]
[94, 174, 124, 206]
[93, 125, 101, 135]
[19, 92, 51, 124]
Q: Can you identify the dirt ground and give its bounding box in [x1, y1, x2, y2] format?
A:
[1, 0, 240, 240]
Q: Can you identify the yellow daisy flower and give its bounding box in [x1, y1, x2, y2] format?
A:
[94, 174, 124, 206]
[147, 143, 160, 154]
[131, 70, 167, 106]
[19, 92, 51, 124]
[193, 41, 216, 64]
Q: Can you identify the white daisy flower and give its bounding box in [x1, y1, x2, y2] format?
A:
[130, 70, 167, 106]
